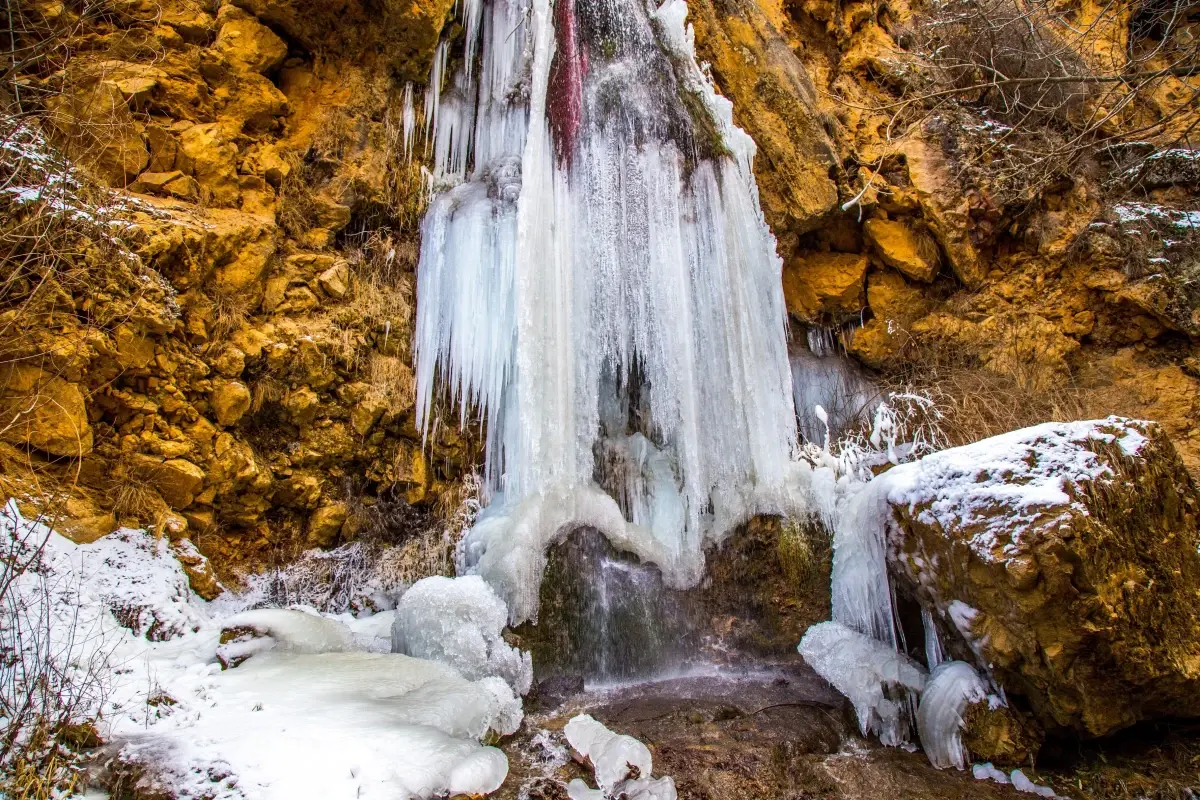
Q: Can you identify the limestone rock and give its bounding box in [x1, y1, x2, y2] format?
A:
[57, 495, 118, 544]
[210, 380, 252, 426]
[154, 458, 206, 508]
[904, 140, 985, 288]
[283, 386, 320, 426]
[129, 170, 200, 201]
[45, 80, 148, 186]
[884, 418, 1200, 737]
[782, 252, 868, 320]
[171, 538, 223, 600]
[114, 324, 156, 370]
[210, 345, 246, 378]
[865, 269, 929, 324]
[350, 391, 387, 436]
[215, 11, 288, 74]
[317, 262, 350, 299]
[687, 0, 840, 235]
[863, 218, 941, 283]
[0, 365, 93, 457]
[307, 502, 348, 547]
[961, 699, 1043, 768]
[177, 123, 240, 206]
[847, 318, 901, 368]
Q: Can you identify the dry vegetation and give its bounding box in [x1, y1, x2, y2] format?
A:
[876, 0, 1200, 200]
[882, 341, 1088, 446]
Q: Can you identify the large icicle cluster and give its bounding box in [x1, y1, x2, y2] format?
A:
[414, 0, 804, 622]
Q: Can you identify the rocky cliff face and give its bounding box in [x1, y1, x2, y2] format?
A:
[690, 0, 1200, 469]
[2, 0, 476, 573]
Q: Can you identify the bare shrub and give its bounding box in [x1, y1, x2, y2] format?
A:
[1, 505, 110, 798]
[249, 474, 481, 613]
[874, 0, 1200, 201]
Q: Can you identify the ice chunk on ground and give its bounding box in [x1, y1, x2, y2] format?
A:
[568, 779, 607, 800]
[391, 575, 533, 694]
[564, 714, 654, 794]
[916, 661, 989, 769]
[973, 762, 1010, 783]
[613, 776, 678, 800]
[1010, 769, 1059, 797]
[798, 621, 927, 746]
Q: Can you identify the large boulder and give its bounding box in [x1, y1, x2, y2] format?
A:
[880, 417, 1200, 737]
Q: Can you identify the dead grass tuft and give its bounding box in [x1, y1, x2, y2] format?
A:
[883, 343, 1087, 447]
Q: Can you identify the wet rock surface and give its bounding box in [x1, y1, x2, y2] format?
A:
[499, 666, 1044, 800]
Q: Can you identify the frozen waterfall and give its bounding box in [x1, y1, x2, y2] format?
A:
[414, 0, 807, 624]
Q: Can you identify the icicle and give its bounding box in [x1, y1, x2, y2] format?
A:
[402, 82, 416, 161]
[424, 40, 450, 153]
[923, 607, 945, 669]
[798, 621, 927, 747]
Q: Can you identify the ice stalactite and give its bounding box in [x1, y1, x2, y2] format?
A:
[401, 82, 416, 161]
[414, 0, 807, 624]
[916, 661, 987, 770]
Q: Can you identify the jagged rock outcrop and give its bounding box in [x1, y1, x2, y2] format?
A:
[881, 418, 1200, 737]
[0, 0, 476, 575]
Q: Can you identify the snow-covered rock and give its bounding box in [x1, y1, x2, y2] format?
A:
[873, 417, 1200, 737]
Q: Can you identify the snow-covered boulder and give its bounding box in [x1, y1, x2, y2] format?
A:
[878, 417, 1200, 737]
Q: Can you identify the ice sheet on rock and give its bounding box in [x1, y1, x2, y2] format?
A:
[916, 661, 988, 770]
[564, 714, 653, 794]
[215, 608, 354, 665]
[798, 621, 927, 746]
[391, 575, 532, 694]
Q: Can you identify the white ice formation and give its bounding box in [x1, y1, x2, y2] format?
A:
[916, 661, 988, 769]
[391, 574, 533, 694]
[797, 621, 927, 746]
[0, 501, 519, 799]
[564, 714, 677, 799]
[413, 0, 806, 624]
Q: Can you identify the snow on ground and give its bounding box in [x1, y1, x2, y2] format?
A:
[0, 500, 526, 799]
